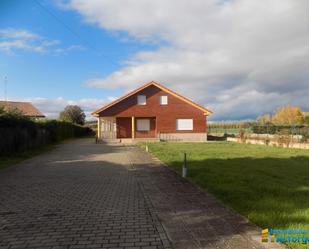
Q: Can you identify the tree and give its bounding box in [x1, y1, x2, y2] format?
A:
[304, 112, 309, 125]
[272, 105, 305, 125]
[59, 105, 86, 125]
[256, 114, 272, 124]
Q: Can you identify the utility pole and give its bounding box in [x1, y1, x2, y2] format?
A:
[3, 76, 7, 102]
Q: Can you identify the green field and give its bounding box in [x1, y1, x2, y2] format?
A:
[140, 142, 309, 248]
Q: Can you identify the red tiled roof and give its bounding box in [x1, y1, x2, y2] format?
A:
[0, 101, 45, 117]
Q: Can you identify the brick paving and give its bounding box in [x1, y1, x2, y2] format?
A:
[0, 139, 285, 249]
[0, 139, 170, 249]
[126, 145, 285, 249]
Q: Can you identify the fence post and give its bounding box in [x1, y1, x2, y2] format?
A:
[182, 152, 187, 178]
[145, 144, 149, 152]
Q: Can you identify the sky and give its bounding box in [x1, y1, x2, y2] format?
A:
[0, 0, 309, 120]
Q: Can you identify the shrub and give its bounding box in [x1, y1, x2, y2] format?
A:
[300, 134, 309, 143]
[0, 115, 93, 155]
[274, 129, 291, 148]
[252, 125, 309, 135]
[264, 137, 270, 146]
[238, 128, 247, 143]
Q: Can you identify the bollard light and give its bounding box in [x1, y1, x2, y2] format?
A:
[182, 152, 187, 177]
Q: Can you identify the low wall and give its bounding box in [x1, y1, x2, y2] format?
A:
[159, 133, 207, 142]
[227, 137, 309, 150]
[244, 133, 302, 140]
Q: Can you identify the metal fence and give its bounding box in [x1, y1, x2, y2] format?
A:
[208, 124, 309, 138]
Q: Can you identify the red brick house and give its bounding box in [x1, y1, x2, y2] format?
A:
[92, 81, 213, 141]
[0, 101, 45, 118]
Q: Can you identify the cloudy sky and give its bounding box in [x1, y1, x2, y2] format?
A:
[1, 0, 309, 120]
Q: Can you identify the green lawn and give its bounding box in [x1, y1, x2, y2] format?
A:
[0, 144, 55, 171]
[140, 142, 309, 248]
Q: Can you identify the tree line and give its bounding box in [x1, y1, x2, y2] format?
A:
[257, 105, 309, 125]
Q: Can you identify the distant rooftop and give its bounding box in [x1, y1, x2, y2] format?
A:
[0, 101, 45, 118]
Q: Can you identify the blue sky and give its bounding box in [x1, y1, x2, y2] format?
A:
[1, 0, 309, 120]
[0, 0, 159, 116]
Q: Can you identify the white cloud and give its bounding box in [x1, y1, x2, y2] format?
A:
[0, 29, 40, 40]
[15, 97, 114, 120]
[65, 0, 309, 120]
[54, 45, 85, 55]
[0, 28, 84, 55]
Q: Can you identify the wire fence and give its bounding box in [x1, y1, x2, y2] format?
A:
[208, 123, 309, 138]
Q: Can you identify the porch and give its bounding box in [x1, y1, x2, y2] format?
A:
[97, 116, 157, 141]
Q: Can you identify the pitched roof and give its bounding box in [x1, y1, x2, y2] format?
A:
[0, 101, 45, 117]
[92, 81, 213, 116]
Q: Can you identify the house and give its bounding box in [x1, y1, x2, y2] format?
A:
[0, 101, 45, 118]
[92, 81, 213, 141]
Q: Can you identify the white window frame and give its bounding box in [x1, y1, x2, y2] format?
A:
[176, 119, 193, 131]
[159, 95, 168, 105]
[137, 95, 146, 105]
[136, 119, 150, 131]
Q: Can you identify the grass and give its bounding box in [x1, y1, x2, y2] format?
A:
[0, 144, 55, 171]
[139, 142, 309, 248]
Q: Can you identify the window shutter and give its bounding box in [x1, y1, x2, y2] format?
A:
[176, 119, 193, 130]
[137, 119, 150, 131]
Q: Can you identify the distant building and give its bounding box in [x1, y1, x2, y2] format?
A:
[0, 101, 45, 118]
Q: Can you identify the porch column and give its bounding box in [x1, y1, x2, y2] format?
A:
[97, 117, 102, 140]
[132, 116, 135, 139]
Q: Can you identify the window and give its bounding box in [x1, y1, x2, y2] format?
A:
[159, 95, 168, 105]
[137, 119, 150, 131]
[176, 119, 193, 131]
[137, 95, 146, 105]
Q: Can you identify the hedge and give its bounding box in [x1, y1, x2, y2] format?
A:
[252, 125, 309, 135]
[208, 121, 256, 129]
[0, 117, 94, 155]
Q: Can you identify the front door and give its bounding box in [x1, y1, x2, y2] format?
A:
[116, 117, 132, 138]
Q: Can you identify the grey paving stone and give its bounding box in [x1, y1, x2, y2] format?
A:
[127, 145, 286, 249]
[1, 138, 279, 249]
[0, 139, 169, 249]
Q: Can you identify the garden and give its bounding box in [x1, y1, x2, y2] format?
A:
[140, 141, 309, 249]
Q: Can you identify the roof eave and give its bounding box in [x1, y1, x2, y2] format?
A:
[92, 81, 213, 116]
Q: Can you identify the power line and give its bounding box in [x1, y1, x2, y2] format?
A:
[33, 0, 119, 66]
[33, 0, 99, 53]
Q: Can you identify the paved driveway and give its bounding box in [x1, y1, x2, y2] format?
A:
[0, 139, 283, 249]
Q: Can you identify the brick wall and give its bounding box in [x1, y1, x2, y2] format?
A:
[100, 85, 207, 135]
